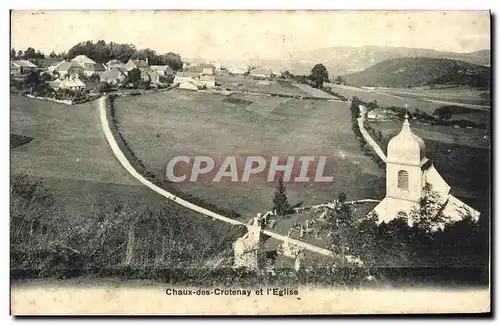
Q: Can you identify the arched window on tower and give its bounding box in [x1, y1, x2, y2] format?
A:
[397, 170, 409, 190]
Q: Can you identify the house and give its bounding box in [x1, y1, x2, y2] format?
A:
[53, 61, 85, 78]
[174, 71, 200, 84]
[250, 68, 273, 79]
[200, 63, 215, 75]
[367, 108, 388, 121]
[100, 67, 127, 85]
[124, 59, 149, 71]
[71, 55, 96, 67]
[370, 115, 480, 227]
[200, 74, 216, 88]
[82, 63, 107, 77]
[140, 70, 161, 84]
[11, 60, 38, 75]
[228, 67, 247, 75]
[49, 75, 86, 91]
[106, 59, 125, 70]
[184, 65, 203, 74]
[150, 65, 174, 77]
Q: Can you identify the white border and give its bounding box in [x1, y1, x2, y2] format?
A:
[2, 2, 497, 322]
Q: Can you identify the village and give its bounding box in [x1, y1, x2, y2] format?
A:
[10, 53, 281, 105]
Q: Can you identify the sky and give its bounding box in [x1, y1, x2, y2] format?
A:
[11, 10, 490, 62]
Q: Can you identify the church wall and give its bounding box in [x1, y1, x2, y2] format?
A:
[386, 163, 423, 203]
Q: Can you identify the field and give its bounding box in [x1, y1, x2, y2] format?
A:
[380, 85, 490, 107]
[217, 74, 337, 99]
[114, 89, 385, 218]
[325, 83, 490, 125]
[10, 94, 195, 216]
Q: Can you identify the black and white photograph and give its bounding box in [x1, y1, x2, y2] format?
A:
[9, 10, 491, 315]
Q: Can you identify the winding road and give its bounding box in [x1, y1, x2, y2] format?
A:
[98, 96, 334, 257]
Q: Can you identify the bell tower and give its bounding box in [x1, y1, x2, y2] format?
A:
[376, 113, 428, 222]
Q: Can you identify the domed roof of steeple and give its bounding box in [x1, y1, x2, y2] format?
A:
[387, 115, 426, 165]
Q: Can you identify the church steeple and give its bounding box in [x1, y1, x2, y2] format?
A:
[387, 104, 427, 165]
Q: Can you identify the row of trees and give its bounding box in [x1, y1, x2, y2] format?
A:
[11, 47, 47, 60]
[66, 40, 183, 70]
[279, 64, 346, 89]
[11, 40, 184, 71]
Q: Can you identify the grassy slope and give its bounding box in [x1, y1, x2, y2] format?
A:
[114, 89, 385, 217]
[343, 57, 491, 88]
[9, 95, 201, 217]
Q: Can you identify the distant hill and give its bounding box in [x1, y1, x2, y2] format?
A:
[342, 57, 491, 88]
[237, 46, 490, 76]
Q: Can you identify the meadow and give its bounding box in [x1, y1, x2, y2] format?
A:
[10, 94, 245, 276]
[114, 89, 385, 218]
[325, 83, 490, 125]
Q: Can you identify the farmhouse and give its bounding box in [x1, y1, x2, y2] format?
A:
[185, 63, 215, 75]
[371, 114, 480, 227]
[106, 59, 125, 70]
[150, 65, 174, 77]
[101, 67, 127, 85]
[71, 55, 96, 67]
[54, 60, 84, 77]
[48, 75, 86, 91]
[141, 69, 161, 84]
[227, 67, 247, 75]
[82, 63, 107, 77]
[367, 108, 389, 121]
[124, 59, 149, 71]
[251, 68, 273, 80]
[11, 60, 38, 75]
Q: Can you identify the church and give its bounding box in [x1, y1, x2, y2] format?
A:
[371, 114, 480, 226]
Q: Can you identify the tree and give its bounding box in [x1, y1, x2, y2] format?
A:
[159, 52, 183, 71]
[49, 51, 57, 58]
[272, 177, 291, 216]
[126, 68, 142, 86]
[409, 183, 450, 233]
[335, 76, 345, 84]
[11, 48, 16, 59]
[97, 81, 110, 93]
[433, 106, 453, 120]
[310, 63, 329, 88]
[280, 70, 293, 80]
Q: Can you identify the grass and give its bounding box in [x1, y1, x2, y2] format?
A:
[217, 74, 310, 97]
[324, 83, 490, 125]
[113, 89, 385, 218]
[9, 94, 213, 219]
